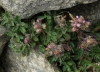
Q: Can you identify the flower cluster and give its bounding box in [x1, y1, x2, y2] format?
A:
[33, 19, 46, 33]
[79, 36, 98, 49]
[70, 16, 90, 32]
[45, 43, 71, 57]
[54, 15, 66, 28]
[24, 34, 31, 44]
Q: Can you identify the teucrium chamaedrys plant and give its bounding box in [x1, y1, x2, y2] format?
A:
[1, 11, 100, 72]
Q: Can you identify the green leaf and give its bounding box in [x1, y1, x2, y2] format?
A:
[59, 38, 65, 42]
[15, 16, 21, 24]
[9, 43, 15, 48]
[10, 20, 14, 26]
[37, 16, 46, 20]
[39, 45, 45, 53]
[5, 11, 10, 17]
[30, 42, 36, 47]
[1, 20, 7, 25]
[20, 27, 26, 34]
[3, 15, 8, 22]
[67, 61, 73, 66]
[12, 26, 18, 32]
[21, 22, 26, 26]
[21, 45, 26, 52]
[33, 36, 39, 41]
[74, 49, 84, 60]
[46, 15, 51, 20]
[19, 35, 24, 39]
[63, 65, 67, 72]
[51, 35, 57, 42]
[66, 65, 71, 72]
[67, 27, 72, 32]
[63, 34, 70, 40]
[62, 28, 67, 34]
[51, 31, 57, 35]
[6, 31, 13, 36]
[57, 31, 62, 39]
[96, 33, 100, 40]
[16, 36, 20, 42]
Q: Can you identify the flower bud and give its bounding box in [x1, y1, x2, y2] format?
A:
[34, 24, 41, 29]
[76, 16, 79, 18]
[72, 27, 77, 32]
[36, 29, 42, 33]
[42, 24, 46, 29]
[77, 18, 82, 23]
[37, 19, 42, 23]
[24, 37, 30, 44]
[76, 23, 81, 27]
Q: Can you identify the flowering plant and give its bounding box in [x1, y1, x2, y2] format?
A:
[1, 11, 100, 72]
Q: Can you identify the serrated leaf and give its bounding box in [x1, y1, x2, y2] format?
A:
[46, 15, 51, 20]
[37, 16, 46, 20]
[74, 49, 84, 60]
[51, 31, 57, 35]
[59, 38, 65, 42]
[51, 35, 57, 42]
[33, 36, 38, 41]
[12, 26, 18, 32]
[10, 20, 14, 26]
[57, 31, 62, 39]
[96, 33, 100, 40]
[6, 31, 13, 36]
[21, 22, 26, 26]
[20, 27, 26, 34]
[63, 34, 70, 40]
[21, 45, 26, 52]
[15, 16, 21, 24]
[39, 45, 45, 53]
[16, 36, 20, 42]
[63, 66, 67, 72]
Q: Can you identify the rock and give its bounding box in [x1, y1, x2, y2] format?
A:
[66, 0, 100, 24]
[1, 48, 61, 72]
[0, 25, 9, 55]
[0, 67, 4, 72]
[0, 0, 97, 19]
[0, 61, 5, 72]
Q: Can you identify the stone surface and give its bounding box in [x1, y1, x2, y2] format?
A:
[0, 0, 97, 19]
[0, 25, 9, 55]
[1, 48, 61, 72]
[67, 0, 100, 24]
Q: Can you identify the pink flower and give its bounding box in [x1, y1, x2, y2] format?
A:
[47, 44, 53, 49]
[76, 23, 81, 27]
[73, 23, 77, 27]
[82, 20, 86, 23]
[77, 18, 82, 23]
[33, 22, 38, 25]
[72, 27, 77, 32]
[76, 16, 79, 18]
[36, 29, 41, 33]
[34, 24, 41, 29]
[37, 19, 42, 23]
[24, 37, 30, 44]
[86, 22, 90, 25]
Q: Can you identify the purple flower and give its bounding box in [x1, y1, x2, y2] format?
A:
[76, 16, 79, 18]
[72, 27, 77, 32]
[24, 37, 30, 44]
[76, 23, 81, 27]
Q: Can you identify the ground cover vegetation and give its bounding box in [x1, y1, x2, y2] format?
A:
[1, 11, 100, 72]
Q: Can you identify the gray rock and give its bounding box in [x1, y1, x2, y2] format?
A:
[0, 67, 4, 72]
[1, 48, 61, 72]
[0, 0, 97, 19]
[67, 0, 100, 24]
[0, 25, 9, 55]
